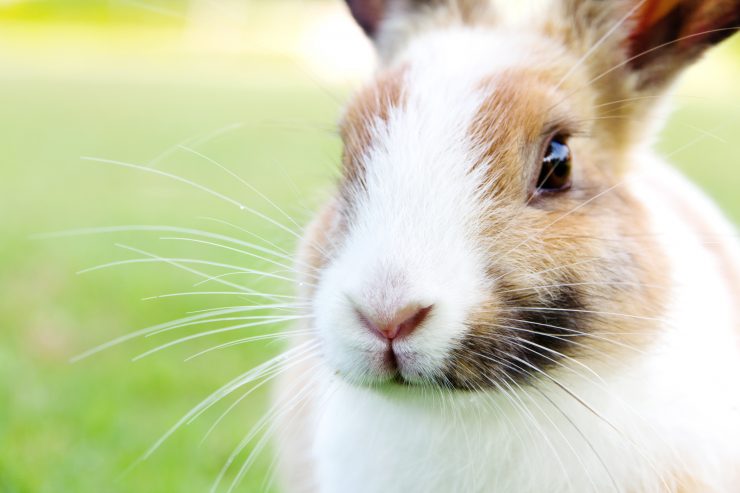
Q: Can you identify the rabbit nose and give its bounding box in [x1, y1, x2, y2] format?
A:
[356, 304, 434, 341]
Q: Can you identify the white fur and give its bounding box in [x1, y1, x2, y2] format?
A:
[314, 27, 565, 384]
[302, 19, 740, 493]
[308, 158, 740, 493]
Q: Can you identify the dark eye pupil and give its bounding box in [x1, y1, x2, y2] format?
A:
[537, 136, 572, 192]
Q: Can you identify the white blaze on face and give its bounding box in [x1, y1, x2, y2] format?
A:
[313, 29, 548, 383]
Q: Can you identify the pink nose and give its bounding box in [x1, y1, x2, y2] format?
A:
[357, 304, 434, 341]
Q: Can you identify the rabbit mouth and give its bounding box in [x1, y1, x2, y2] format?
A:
[328, 282, 590, 393]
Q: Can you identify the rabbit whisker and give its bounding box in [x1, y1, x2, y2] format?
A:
[132, 315, 310, 361]
[184, 303, 308, 315]
[468, 348, 582, 492]
[178, 145, 305, 235]
[79, 254, 302, 285]
[198, 349, 319, 445]
[499, 347, 672, 490]
[219, 360, 323, 493]
[126, 342, 318, 473]
[81, 155, 306, 242]
[185, 329, 313, 362]
[158, 236, 320, 281]
[147, 122, 244, 168]
[142, 291, 304, 302]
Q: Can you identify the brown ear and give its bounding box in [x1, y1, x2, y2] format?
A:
[345, 0, 388, 37]
[628, 0, 740, 86]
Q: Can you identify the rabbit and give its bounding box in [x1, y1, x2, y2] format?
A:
[273, 0, 740, 492]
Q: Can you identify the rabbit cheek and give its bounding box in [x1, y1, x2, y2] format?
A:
[440, 277, 589, 390]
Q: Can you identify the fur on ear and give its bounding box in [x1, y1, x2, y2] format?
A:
[345, 0, 387, 37]
[562, 0, 740, 90]
[549, 0, 739, 153]
[628, 0, 740, 85]
[343, 0, 495, 61]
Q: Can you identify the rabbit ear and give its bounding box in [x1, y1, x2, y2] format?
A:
[345, 0, 437, 39]
[344, 0, 388, 37]
[344, 0, 494, 60]
[628, 0, 740, 87]
[563, 0, 740, 90]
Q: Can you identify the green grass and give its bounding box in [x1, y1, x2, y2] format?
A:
[1, 17, 739, 493]
[0, 23, 343, 492]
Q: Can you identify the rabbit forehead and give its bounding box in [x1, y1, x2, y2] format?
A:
[340, 27, 585, 200]
[398, 27, 566, 91]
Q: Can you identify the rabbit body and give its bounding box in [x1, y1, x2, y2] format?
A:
[275, 1, 740, 492]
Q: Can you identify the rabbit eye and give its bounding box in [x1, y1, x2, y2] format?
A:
[537, 135, 572, 193]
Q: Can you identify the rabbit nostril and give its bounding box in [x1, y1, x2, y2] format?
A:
[356, 304, 434, 341]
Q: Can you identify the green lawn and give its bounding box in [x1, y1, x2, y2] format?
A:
[1, 15, 739, 493]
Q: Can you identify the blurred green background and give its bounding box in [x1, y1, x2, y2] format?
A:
[0, 1, 738, 492]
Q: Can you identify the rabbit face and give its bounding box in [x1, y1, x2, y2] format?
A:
[305, 0, 739, 390]
[311, 26, 667, 390]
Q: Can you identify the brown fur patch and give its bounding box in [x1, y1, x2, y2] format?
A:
[469, 69, 586, 201]
[441, 66, 670, 389]
[340, 66, 406, 165]
[339, 65, 407, 197]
